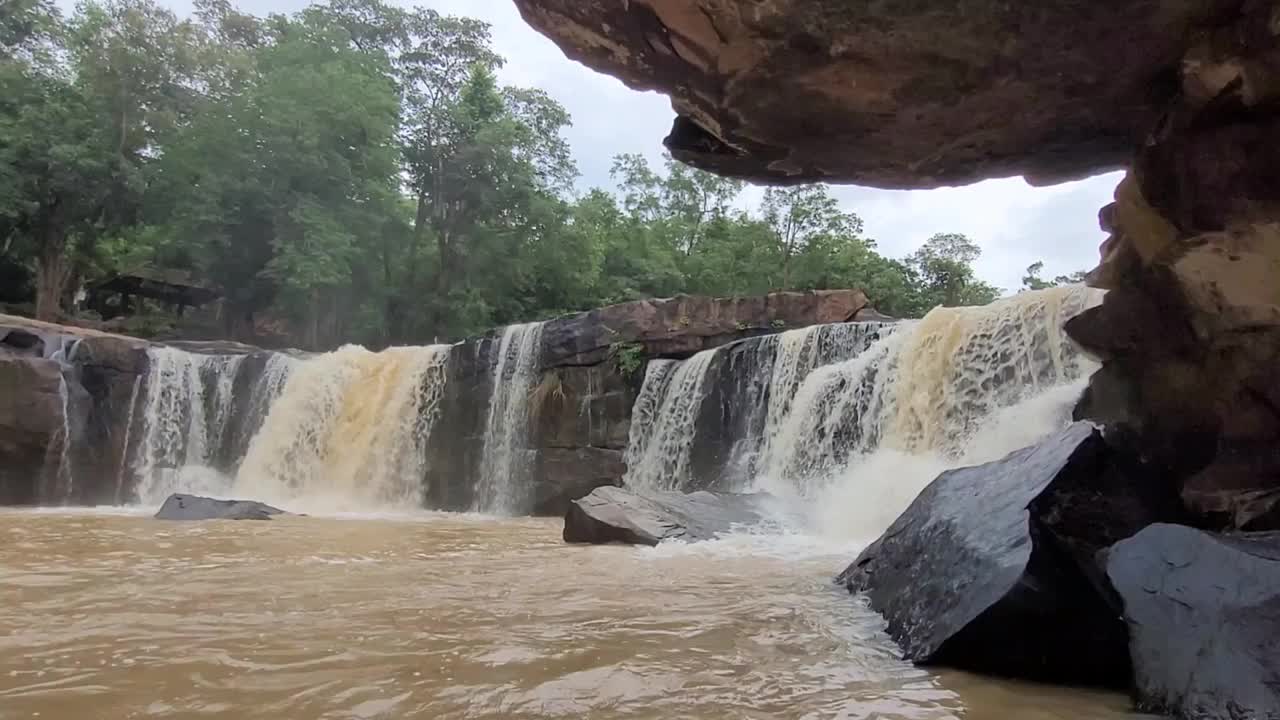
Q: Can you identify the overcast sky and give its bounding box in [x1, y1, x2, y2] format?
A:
[124, 0, 1123, 293]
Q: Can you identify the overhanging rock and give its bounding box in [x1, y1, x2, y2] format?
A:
[511, 0, 1213, 187]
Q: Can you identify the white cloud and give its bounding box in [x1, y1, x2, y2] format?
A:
[82, 0, 1123, 292]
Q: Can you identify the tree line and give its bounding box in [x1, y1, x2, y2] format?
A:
[1, 0, 1078, 349]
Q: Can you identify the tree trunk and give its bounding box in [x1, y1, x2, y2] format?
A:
[35, 225, 69, 322]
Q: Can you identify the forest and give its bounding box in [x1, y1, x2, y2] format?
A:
[1, 0, 1079, 349]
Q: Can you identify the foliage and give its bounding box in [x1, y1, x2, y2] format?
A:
[0, 0, 1012, 347]
[609, 341, 647, 378]
[1022, 262, 1089, 291]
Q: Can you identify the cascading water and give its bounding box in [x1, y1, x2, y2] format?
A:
[622, 348, 717, 493]
[114, 375, 143, 504]
[754, 285, 1102, 541]
[43, 337, 83, 502]
[730, 322, 890, 483]
[617, 286, 1100, 542]
[235, 344, 450, 511]
[132, 347, 248, 504]
[234, 352, 298, 458]
[473, 321, 546, 515]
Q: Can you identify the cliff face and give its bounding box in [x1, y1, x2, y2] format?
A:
[0, 319, 148, 505]
[426, 289, 872, 515]
[0, 290, 872, 514]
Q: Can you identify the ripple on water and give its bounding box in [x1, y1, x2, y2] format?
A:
[0, 510, 1146, 720]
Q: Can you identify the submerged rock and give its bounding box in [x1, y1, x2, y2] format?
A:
[838, 423, 1155, 687]
[1107, 524, 1280, 720]
[564, 485, 774, 546]
[155, 493, 288, 521]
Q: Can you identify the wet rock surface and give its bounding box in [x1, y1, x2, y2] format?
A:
[155, 493, 288, 521]
[564, 485, 775, 546]
[839, 423, 1148, 686]
[1106, 524, 1280, 720]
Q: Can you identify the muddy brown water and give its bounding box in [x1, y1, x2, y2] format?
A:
[0, 510, 1148, 719]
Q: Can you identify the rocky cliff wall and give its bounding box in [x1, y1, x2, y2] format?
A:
[426, 289, 873, 515]
[0, 289, 872, 513]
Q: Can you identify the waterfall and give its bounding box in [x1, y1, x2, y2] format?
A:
[615, 286, 1100, 540]
[474, 322, 546, 514]
[622, 359, 680, 484]
[114, 375, 143, 504]
[40, 337, 83, 502]
[133, 347, 248, 504]
[754, 285, 1102, 541]
[622, 348, 717, 493]
[234, 352, 298, 458]
[235, 344, 450, 511]
[733, 322, 889, 483]
[621, 323, 887, 495]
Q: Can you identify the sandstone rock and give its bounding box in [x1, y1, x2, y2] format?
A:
[1106, 524, 1280, 720]
[563, 485, 775, 545]
[540, 290, 868, 366]
[530, 447, 626, 516]
[838, 423, 1168, 686]
[511, 0, 1214, 187]
[154, 493, 288, 521]
[0, 356, 69, 504]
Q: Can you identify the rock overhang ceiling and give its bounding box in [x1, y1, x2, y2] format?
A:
[512, 0, 1230, 189]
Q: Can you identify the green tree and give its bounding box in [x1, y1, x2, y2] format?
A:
[906, 232, 1001, 310]
[1021, 261, 1054, 291]
[1023, 261, 1089, 291]
[761, 185, 863, 288]
[0, 0, 198, 320]
[149, 7, 399, 344]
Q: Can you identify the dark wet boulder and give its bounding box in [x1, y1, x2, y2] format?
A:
[1106, 524, 1280, 720]
[155, 493, 288, 521]
[564, 485, 775, 546]
[838, 422, 1175, 687]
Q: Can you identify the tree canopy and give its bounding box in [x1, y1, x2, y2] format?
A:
[1, 0, 1022, 348]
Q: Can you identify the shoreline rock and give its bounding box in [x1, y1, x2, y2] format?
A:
[838, 423, 1177, 688]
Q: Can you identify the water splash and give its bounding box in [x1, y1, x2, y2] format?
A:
[473, 322, 545, 515]
[755, 286, 1102, 542]
[235, 345, 450, 511]
[622, 349, 717, 493]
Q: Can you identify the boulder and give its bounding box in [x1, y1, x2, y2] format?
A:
[1106, 524, 1280, 720]
[154, 493, 288, 521]
[564, 485, 775, 545]
[838, 422, 1161, 687]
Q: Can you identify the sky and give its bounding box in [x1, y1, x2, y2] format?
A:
[113, 0, 1124, 293]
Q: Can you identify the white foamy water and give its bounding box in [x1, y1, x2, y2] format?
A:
[133, 347, 247, 505]
[622, 348, 717, 493]
[474, 321, 546, 515]
[752, 286, 1102, 543]
[234, 344, 450, 512]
